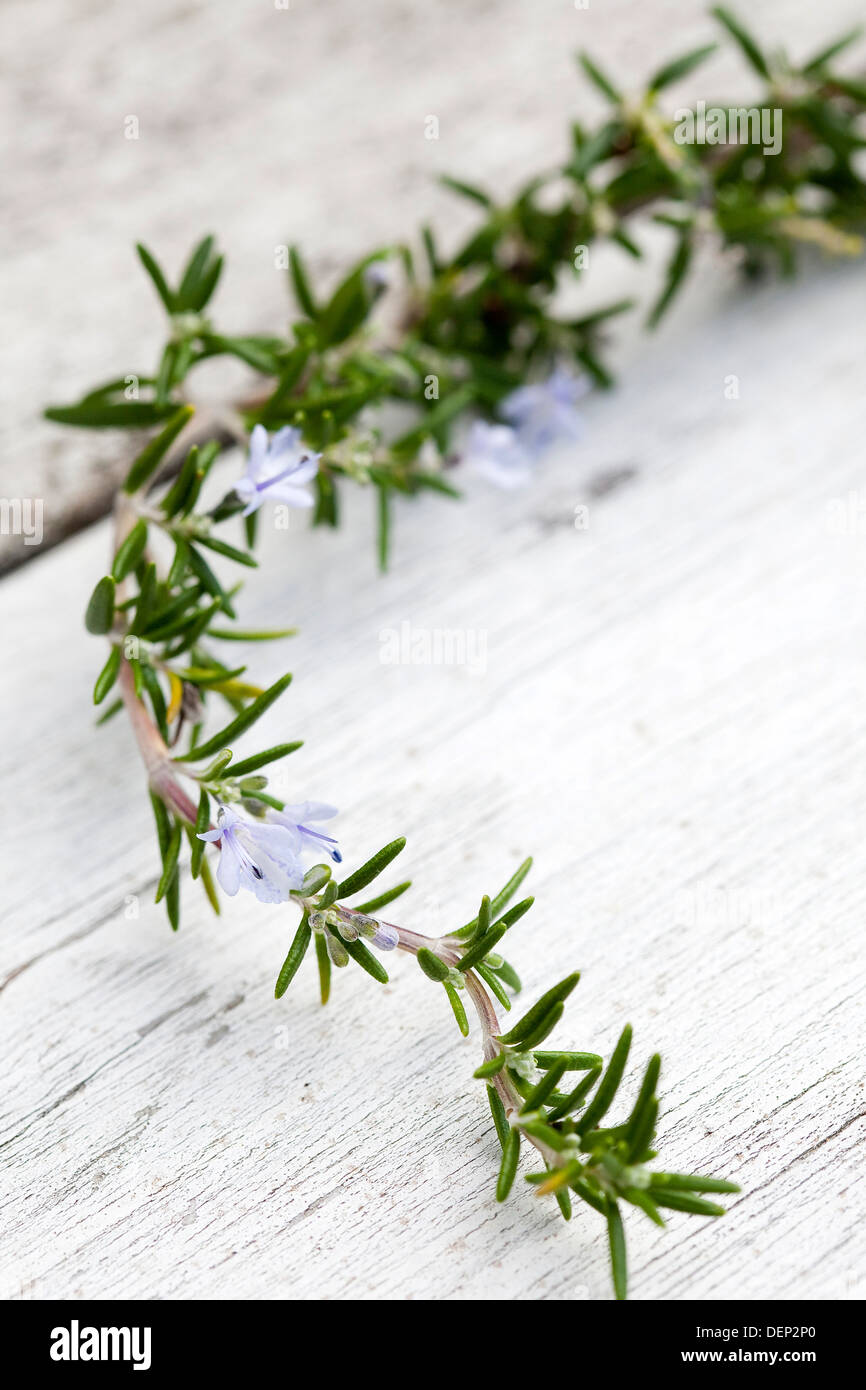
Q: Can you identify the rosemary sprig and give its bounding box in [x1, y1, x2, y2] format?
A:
[53, 3, 865, 1299]
[276, 844, 740, 1300]
[47, 8, 866, 565]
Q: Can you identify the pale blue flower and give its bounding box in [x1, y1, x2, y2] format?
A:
[499, 365, 587, 457]
[344, 910, 399, 952]
[235, 425, 320, 516]
[366, 919, 400, 951]
[198, 804, 305, 903]
[464, 420, 534, 490]
[267, 801, 342, 864]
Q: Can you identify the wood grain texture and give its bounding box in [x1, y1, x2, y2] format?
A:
[1, 0, 862, 565]
[2, 244, 865, 1299]
[1, 0, 865, 1304]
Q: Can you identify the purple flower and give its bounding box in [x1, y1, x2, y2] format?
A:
[499, 365, 587, 457]
[367, 920, 400, 951]
[267, 801, 342, 865]
[234, 425, 320, 516]
[198, 804, 304, 903]
[463, 420, 534, 490]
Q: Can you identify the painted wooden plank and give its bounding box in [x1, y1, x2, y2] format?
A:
[1, 241, 865, 1299]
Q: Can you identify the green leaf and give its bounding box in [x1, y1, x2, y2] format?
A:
[546, 1066, 603, 1122]
[649, 1171, 740, 1195]
[344, 937, 389, 983]
[647, 1188, 726, 1217]
[206, 627, 298, 642]
[521, 1118, 568, 1150]
[166, 536, 191, 588]
[803, 27, 862, 74]
[288, 246, 319, 319]
[129, 561, 158, 635]
[193, 254, 224, 313]
[489, 958, 521, 993]
[626, 1097, 657, 1163]
[185, 549, 233, 619]
[496, 1128, 520, 1202]
[392, 385, 476, 454]
[195, 534, 258, 568]
[487, 1083, 509, 1149]
[165, 871, 181, 931]
[198, 855, 219, 917]
[317, 261, 376, 347]
[648, 43, 717, 92]
[136, 243, 176, 311]
[646, 233, 693, 329]
[534, 1051, 602, 1071]
[190, 788, 210, 879]
[337, 837, 406, 898]
[155, 343, 178, 406]
[519, 1056, 569, 1114]
[354, 880, 411, 914]
[112, 519, 149, 581]
[439, 174, 493, 208]
[155, 819, 182, 903]
[149, 790, 171, 857]
[554, 1189, 573, 1221]
[444, 982, 469, 1036]
[475, 961, 512, 1011]
[711, 7, 771, 79]
[314, 930, 331, 1004]
[490, 860, 532, 914]
[227, 742, 303, 777]
[474, 1054, 506, 1079]
[203, 334, 284, 375]
[624, 1052, 661, 1158]
[457, 858, 532, 937]
[160, 446, 201, 517]
[510, 1001, 564, 1051]
[471, 894, 492, 943]
[421, 224, 440, 277]
[93, 646, 121, 704]
[578, 52, 622, 103]
[85, 575, 116, 634]
[301, 865, 332, 895]
[45, 400, 178, 429]
[123, 404, 195, 493]
[496, 973, 579, 1046]
[571, 1176, 607, 1215]
[457, 924, 507, 973]
[376, 482, 391, 572]
[493, 896, 534, 932]
[275, 915, 313, 997]
[606, 1198, 628, 1300]
[417, 947, 450, 982]
[176, 235, 216, 311]
[576, 1024, 633, 1135]
[624, 1188, 665, 1227]
[173, 672, 293, 762]
[95, 697, 123, 726]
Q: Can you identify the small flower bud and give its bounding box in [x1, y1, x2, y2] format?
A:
[324, 931, 349, 968]
[370, 922, 399, 952]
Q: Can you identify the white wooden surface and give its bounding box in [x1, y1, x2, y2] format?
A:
[2, 0, 866, 1303]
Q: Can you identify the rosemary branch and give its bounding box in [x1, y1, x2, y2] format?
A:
[64, 3, 866, 1298]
